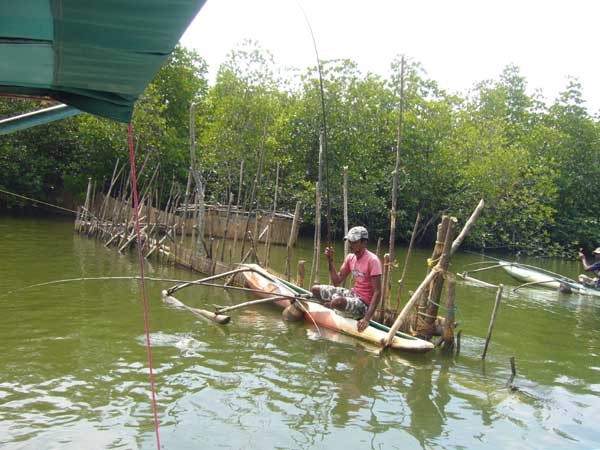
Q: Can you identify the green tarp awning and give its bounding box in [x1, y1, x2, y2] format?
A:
[0, 0, 207, 123]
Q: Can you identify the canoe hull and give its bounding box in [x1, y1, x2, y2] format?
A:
[500, 261, 600, 297]
[242, 264, 434, 353]
[500, 262, 562, 288]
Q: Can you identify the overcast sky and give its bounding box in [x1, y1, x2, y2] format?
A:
[182, 0, 600, 113]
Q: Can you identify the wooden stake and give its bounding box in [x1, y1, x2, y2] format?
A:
[189, 102, 205, 256]
[297, 260, 306, 289]
[343, 166, 349, 257]
[507, 356, 517, 388]
[311, 181, 322, 285]
[264, 216, 274, 268]
[286, 201, 302, 281]
[247, 231, 261, 266]
[482, 284, 503, 360]
[442, 273, 456, 347]
[180, 168, 193, 244]
[375, 237, 383, 258]
[379, 253, 391, 316]
[264, 163, 279, 268]
[230, 159, 244, 263]
[220, 192, 234, 262]
[419, 217, 456, 338]
[394, 211, 421, 313]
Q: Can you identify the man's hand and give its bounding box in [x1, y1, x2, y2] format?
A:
[325, 246, 334, 262]
[357, 318, 369, 333]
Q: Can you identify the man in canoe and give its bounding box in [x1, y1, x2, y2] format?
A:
[578, 247, 600, 288]
[311, 226, 382, 332]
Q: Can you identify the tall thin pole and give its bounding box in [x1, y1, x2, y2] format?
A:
[482, 285, 504, 360]
[386, 55, 406, 305]
[343, 166, 349, 257]
[189, 102, 205, 256]
[300, 7, 332, 249]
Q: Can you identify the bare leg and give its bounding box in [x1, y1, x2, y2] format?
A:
[329, 295, 348, 311]
[310, 285, 322, 298]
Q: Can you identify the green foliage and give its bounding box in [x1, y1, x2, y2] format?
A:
[2, 42, 600, 256]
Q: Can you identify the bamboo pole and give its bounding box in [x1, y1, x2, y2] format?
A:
[220, 192, 233, 262]
[264, 215, 274, 268]
[417, 217, 456, 338]
[79, 177, 92, 232]
[223, 224, 272, 287]
[190, 190, 198, 251]
[394, 211, 421, 313]
[411, 216, 449, 333]
[386, 55, 405, 305]
[378, 253, 391, 322]
[101, 161, 122, 224]
[297, 260, 306, 289]
[343, 166, 349, 257]
[310, 131, 324, 286]
[311, 181, 322, 285]
[450, 199, 485, 255]
[286, 201, 302, 281]
[110, 171, 128, 238]
[89, 179, 97, 233]
[264, 163, 279, 268]
[241, 114, 268, 258]
[273, 162, 280, 211]
[180, 168, 193, 243]
[100, 160, 119, 221]
[230, 159, 244, 263]
[383, 199, 485, 347]
[482, 284, 504, 360]
[189, 102, 205, 256]
[247, 231, 261, 266]
[442, 273, 456, 348]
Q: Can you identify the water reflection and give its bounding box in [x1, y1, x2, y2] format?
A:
[2, 216, 600, 449]
[404, 359, 451, 448]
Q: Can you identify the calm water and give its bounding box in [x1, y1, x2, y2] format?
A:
[1, 215, 599, 449]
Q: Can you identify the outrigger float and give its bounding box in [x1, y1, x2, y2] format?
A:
[460, 258, 600, 298]
[499, 261, 600, 297]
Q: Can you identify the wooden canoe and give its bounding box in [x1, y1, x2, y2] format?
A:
[500, 261, 600, 297]
[242, 264, 434, 353]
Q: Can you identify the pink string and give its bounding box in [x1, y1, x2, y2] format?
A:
[128, 123, 161, 449]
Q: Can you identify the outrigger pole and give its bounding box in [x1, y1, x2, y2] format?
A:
[0, 102, 81, 135]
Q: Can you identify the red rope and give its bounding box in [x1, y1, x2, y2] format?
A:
[128, 123, 161, 449]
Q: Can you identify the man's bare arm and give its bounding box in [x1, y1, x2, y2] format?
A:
[357, 275, 381, 332]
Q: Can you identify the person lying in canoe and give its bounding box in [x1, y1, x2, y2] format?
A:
[578, 247, 600, 288]
[311, 226, 382, 332]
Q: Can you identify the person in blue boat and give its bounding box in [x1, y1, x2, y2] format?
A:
[577, 247, 600, 288]
[311, 226, 382, 332]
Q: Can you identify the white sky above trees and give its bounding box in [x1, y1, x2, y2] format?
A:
[182, 0, 600, 114]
